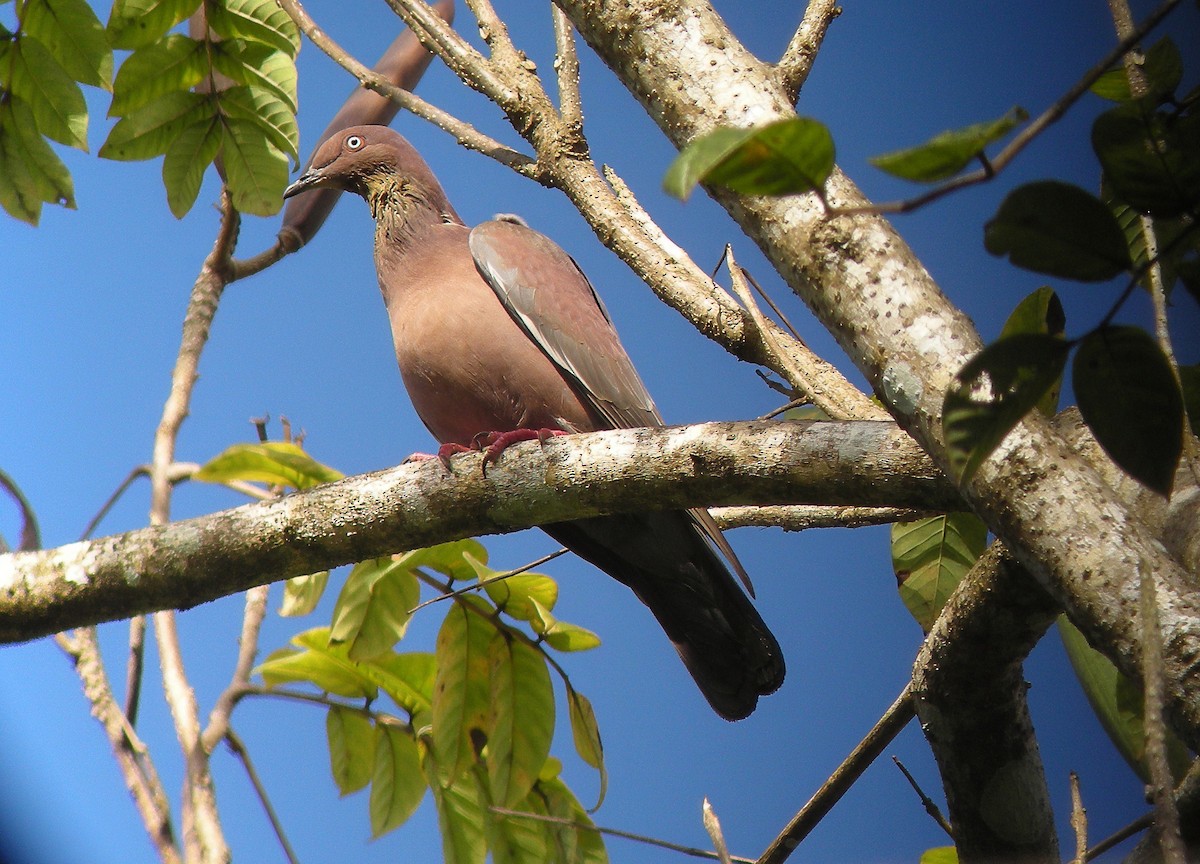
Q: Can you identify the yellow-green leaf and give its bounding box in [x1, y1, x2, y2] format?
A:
[9, 35, 88, 150]
[330, 557, 421, 661]
[424, 749, 487, 864]
[110, 34, 207, 117]
[194, 441, 343, 490]
[210, 39, 297, 113]
[486, 631, 555, 807]
[219, 114, 289, 216]
[367, 652, 436, 715]
[106, 0, 199, 50]
[99, 91, 208, 161]
[892, 514, 987, 631]
[0, 96, 74, 224]
[280, 570, 329, 617]
[206, 0, 299, 57]
[21, 0, 113, 90]
[432, 597, 495, 786]
[162, 114, 221, 218]
[256, 627, 377, 699]
[326, 705, 375, 796]
[370, 724, 425, 837]
[529, 600, 602, 653]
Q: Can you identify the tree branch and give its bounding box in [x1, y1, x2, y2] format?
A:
[0, 420, 955, 643]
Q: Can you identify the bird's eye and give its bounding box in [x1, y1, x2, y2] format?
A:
[345, 135, 364, 151]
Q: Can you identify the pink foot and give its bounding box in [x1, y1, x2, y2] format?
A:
[474, 428, 568, 473]
[403, 443, 475, 471]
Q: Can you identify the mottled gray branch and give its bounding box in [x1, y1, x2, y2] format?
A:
[0, 420, 952, 644]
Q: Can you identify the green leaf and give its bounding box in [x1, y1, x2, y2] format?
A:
[486, 631, 555, 807]
[892, 514, 987, 631]
[109, 34, 207, 117]
[330, 557, 421, 661]
[370, 724, 426, 837]
[538, 777, 608, 864]
[918, 847, 959, 864]
[1073, 326, 1183, 495]
[210, 39, 297, 113]
[985, 181, 1131, 281]
[279, 570, 329, 617]
[1093, 102, 1200, 217]
[399, 539, 491, 584]
[998, 286, 1065, 416]
[8, 36, 88, 150]
[99, 91, 208, 161]
[368, 652, 436, 715]
[1179, 365, 1200, 430]
[567, 688, 603, 771]
[0, 96, 75, 224]
[326, 705, 375, 796]
[432, 597, 496, 786]
[465, 553, 559, 621]
[206, 0, 300, 57]
[106, 0, 198, 50]
[217, 83, 298, 161]
[528, 600, 602, 653]
[870, 107, 1027, 182]
[21, 0, 113, 90]
[494, 786, 552, 864]
[943, 334, 1072, 484]
[194, 441, 343, 489]
[1090, 37, 1183, 102]
[664, 117, 833, 201]
[1058, 616, 1192, 783]
[162, 114, 222, 217]
[218, 114, 290, 216]
[424, 751, 487, 864]
[256, 627, 378, 699]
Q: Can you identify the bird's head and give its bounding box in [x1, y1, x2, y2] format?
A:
[283, 126, 450, 219]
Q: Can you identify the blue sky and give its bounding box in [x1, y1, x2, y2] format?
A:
[1, 1, 1197, 862]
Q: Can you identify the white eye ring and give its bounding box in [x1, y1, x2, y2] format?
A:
[345, 135, 364, 151]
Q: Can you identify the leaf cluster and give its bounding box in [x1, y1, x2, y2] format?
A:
[0, 0, 110, 223]
[196, 442, 609, 864]
[0, 0, 299, 224]
[101, 0, 299, 217]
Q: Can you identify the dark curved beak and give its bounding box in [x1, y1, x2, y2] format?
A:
[283, 169, 327, 200]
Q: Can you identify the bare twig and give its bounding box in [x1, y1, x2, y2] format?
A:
[489, 806, 756, 863]
[407, 547, 569, 614]
[758, 684, 915, 864]
[225, 729, 301, 864]
[777, 0, 840, 102]
[277, 0, 535, 173]
[202, 585, 271, 752]
[702, 798, 734, 864]
[0, 467, 40, 551]
[552, 5, 584, 131]
[712, 505, 940, 532]
[1085, 813, 1152, 861]
[1069, 771, 1087, 864]
[833, 0, 1182, 216]
[893, 756, 953, 838]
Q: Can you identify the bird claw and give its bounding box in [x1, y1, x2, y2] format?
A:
[473, 428, 567, 475]
[403, 444, 474, 472]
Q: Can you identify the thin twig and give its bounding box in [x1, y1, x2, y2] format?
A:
[1085, 813, 1152, 861]
[758, 683, 915, 864]
[407, 547, 570, 614]
[277, 0, 534, 173]
[777, 0, 840, 102]
[552, 5, 584, 131]
[225, 729, 302, 864]
[832, 0, 1182, 216]
[0, 466, 40, 551]
[1069, 771, 1088, 864]
[202, 585, 271, 752]
[489, 806, 756, 863]
[893, 756, 953, 838]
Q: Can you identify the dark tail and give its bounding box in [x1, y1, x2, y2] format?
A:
[543, 511, 785, 720]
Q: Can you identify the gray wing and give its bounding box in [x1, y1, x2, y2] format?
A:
[470, 219, 660, 430]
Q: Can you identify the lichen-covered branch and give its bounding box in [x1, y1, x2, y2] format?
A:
[0, 420, 954, 644]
